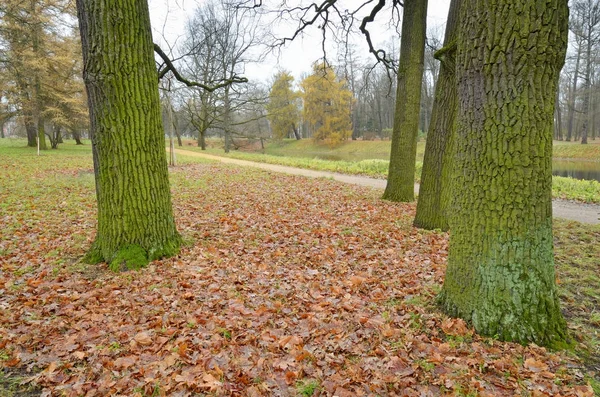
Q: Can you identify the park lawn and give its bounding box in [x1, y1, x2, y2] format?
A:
[0, 139, 598, 396]
[196, 137, 599, 163]
[553, 140, 600, 161]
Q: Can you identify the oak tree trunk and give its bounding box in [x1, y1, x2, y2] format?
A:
[413, 0, 461, 230]
[382, 0, 428, 202]
[438, 0, 568, 346]
[73, 130, 84, 145]
[25, 116, 37, 147]
[76, 0, 181, 270]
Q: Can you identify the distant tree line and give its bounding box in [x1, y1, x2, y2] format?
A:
[0, 0, 88, 148]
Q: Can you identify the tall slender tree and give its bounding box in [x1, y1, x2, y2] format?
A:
[438, 0, 568, 346]
[266, 71, 300, 140]
[76, 0, 181, 270]
[572, 0, 600, 145]
[301, 63, 353, 146]
[413, 0, 461, 230]
[382, 0, 428, 202]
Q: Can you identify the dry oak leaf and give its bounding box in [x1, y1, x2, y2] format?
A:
[114, 355, 137, 369]
[279, 335, 303, 350]
[199, 373, 222, 391]
[575, 385, 595, 397]
[440, 318, 471, 336]
[133, 331, 153, 346]
[523, 357, 549, 373]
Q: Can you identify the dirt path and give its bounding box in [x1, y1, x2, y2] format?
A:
[173, 148, 600, 225]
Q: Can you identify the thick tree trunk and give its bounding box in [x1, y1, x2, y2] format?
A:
[25, 117, 37, 147]
[76, 0, 180, 270]
[292, 124, 301, 140]
[382, 0, 427, 202]
[413, 0, 461, 231]
[37, 116, 48, 150]
[174, 123, 182, 147]
[439, 0, 568, 346]
[49, 125, 61, 149]
[197, 98, 209, 150]
[73, 130, 84, 145]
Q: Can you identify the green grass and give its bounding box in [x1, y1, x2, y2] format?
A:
[0, 370, 40, 397]
[181, 144, 600, 203]
[553, 176, 600, 203]
[553, 140, 600, 161]
[295, 379, 320, 396]
[2, 138, 598, 203]
[197, 148, 416, 180]
[553, 219, 600, 370]
[206, 137, 599, 163]
[264, 138, 414, 161]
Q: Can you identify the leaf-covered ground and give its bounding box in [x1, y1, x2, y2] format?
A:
[0, 142, 597, 396]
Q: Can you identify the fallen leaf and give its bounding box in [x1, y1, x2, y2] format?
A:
[133, 332, 152, 346]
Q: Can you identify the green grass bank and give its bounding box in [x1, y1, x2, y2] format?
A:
[178, 139, 600, 204]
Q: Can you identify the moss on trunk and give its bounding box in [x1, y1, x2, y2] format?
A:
[382, 0, 428, 202]
[76, 0, 181, 269]
[439, 0, 569, 347]
[413, 0, 461, 231]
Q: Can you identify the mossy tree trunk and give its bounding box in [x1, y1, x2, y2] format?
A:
[438, 0, 568, 346]
[36, 114, 48, 150]
[382, 0, 427, 202]
[25, 116, 37, 147]
[413, 0, 461, 230]
[73, 130, 84, 145]
[76, 0, 181, 270]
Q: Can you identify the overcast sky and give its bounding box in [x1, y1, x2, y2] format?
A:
[148, 0, 451, 83]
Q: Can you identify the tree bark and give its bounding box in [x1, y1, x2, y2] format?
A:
[49, 124, 61, 149]
[223, 85, 232, 153]
[76, 0, 181, 269]
[37, 115, 48, 150]
[382, 0, 428, 202]
[73, 130, 84, 145]
[413, 0, 461, 231]
[292, 123, 301, 140]
[439, 0, 568, 346]
[25, 116, 37, 147]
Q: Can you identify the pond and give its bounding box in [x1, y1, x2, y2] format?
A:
[552, 160, 600, 183]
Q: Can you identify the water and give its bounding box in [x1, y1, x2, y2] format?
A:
[552, 160, 600, 183]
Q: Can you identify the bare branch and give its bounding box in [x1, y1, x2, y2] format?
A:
[154, 43, 248, 92]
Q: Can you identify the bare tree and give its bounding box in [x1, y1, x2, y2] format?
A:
[176, 0, 265, 151]
[571, 0, 600, 144]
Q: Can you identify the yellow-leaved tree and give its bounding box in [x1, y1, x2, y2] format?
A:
[301, 63, 353, 146]
[266, 71, 300, 140]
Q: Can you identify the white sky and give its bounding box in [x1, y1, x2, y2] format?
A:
[148, 0, 451, 83]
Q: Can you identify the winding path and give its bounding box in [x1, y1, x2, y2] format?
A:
[172, 148, 600, 225]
